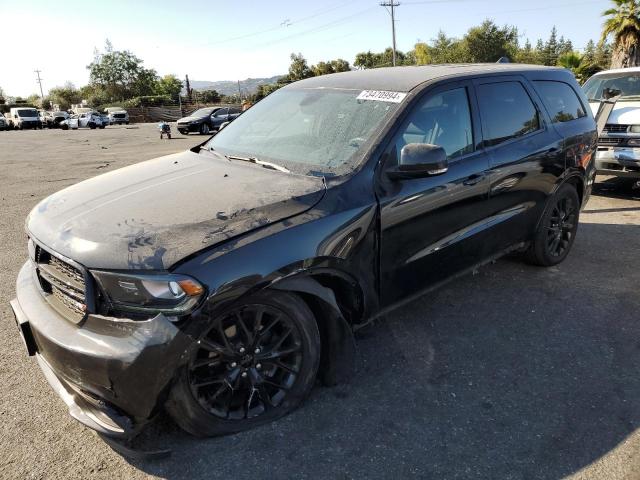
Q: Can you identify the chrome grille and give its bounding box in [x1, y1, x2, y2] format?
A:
[598, 137, 624, 146]
[34, 244, 87, 323]
[603, 124, 630, 133]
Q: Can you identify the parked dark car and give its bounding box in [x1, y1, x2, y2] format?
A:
[177, 106, 241, 135]
[11, 64, 596, 444]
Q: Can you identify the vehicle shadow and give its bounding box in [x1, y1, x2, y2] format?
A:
[123, 221, 640, 480]
[592, 175, 640, 201]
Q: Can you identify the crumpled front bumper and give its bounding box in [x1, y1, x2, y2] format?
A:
[10, 261, 192, 438]
[595, 147, 640, 177]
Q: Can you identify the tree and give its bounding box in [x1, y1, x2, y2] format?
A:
[542, 26, 560, 66]
[196, 89, 221, 103]
[354, 51, 376, 69]
[311, 58, 350, 76]
[557, 51, 583, 71]
[583, 39, 597, 64]
[87, 41, 159, 100]
[157, 74, 183, 98]
[463, 20, 518, 62]
[414, 42, 431, 65]
[26, 94, 42, 107]
[601, 0, 640, 68]
[330, 59, 350, 73]
[254, 83, 283, 101]
[595, 41, 614, 68]
[287, 53, 313, 81]
[515, 39, 541, 64]
[48, 82, 82, 110]
[430, 31, 469, 63]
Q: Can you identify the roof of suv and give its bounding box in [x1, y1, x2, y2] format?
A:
[289, 63, 567, 93]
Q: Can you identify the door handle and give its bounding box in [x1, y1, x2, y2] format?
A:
[463, 173, 485, 186]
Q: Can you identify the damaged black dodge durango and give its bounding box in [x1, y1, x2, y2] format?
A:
[11, 64, 597, 441]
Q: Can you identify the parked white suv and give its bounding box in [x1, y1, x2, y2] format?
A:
[584, 67, 640, 179]
[104, 107, 129, 125]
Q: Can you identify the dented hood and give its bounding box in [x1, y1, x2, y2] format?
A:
[27, 150, 325, 270]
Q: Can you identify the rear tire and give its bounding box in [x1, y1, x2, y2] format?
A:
[525, 183, 580, 267]
[166, 291, 320, 437]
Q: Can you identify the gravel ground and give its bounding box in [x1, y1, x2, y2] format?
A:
[1, 124, 639, 480]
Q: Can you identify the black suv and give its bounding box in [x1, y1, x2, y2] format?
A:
[177, 106, 242, 135]
[11, 65, 596, 443]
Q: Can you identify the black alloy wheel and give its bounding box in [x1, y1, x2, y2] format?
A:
[167, 291, 320, 437]
[188, 304, 304, 420]
[545, 195, 577, 258]
[526, 183, 580, 266]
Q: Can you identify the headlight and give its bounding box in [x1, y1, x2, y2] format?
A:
[91, 271, 205, 316]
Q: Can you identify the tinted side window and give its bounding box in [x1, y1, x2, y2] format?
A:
[477, 81, 540, 147]
[533, 80, 587, 123]
[393, 87, 474, 162]
[215, 108, 228, 117]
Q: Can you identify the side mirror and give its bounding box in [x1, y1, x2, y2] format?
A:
[387, 143, 448, 180]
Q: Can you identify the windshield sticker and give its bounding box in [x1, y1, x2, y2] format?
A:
[357, 90, 407, 103]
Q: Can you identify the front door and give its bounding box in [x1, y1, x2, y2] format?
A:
[377, 81, 494, 307]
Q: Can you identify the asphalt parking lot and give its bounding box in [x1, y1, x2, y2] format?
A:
[1, 123, 639, 480]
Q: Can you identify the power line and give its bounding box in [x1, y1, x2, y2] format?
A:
[204, 1, 356, 46]
[256, 6, 378, 49]
[380, 2, 400, 67]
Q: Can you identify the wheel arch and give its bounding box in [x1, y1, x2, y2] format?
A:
[534, 173, 584, 234]
[561, 173, 585, 206]
[268, 271, 362, 386]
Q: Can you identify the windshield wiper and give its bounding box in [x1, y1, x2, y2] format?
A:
[226, 155, 290, 173]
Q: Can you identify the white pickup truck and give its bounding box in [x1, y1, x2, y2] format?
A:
[584, 67, 640, 179]
[104, 107, 129, 125]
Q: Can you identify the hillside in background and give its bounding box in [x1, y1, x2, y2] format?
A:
[187, 75, 283, 96]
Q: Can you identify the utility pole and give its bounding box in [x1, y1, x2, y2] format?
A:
[237, 80, 242, 102]
[380, 1, 400, 67]
[34, 69, 45, 103]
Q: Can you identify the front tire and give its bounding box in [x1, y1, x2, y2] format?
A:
[167, 291, 320, 437]
[200, 123, 210, 135]
[525, 183, 580, 266]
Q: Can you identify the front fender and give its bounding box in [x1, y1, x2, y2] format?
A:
[174, 203, 380, 384]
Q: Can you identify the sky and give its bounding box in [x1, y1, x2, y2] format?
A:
[0, 0, 613, 97]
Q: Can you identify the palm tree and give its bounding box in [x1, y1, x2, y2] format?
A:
[601, 0, 640, 68]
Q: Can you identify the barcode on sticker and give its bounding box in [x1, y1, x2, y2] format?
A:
[357, 90, 407, 103]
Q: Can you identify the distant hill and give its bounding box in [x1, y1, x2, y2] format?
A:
[187, 76, 283, 96]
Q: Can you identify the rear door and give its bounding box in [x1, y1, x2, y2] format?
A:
[474, 76, 564, 253]
[532, 79, 596, 178]
[377, 80, 494, 307]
